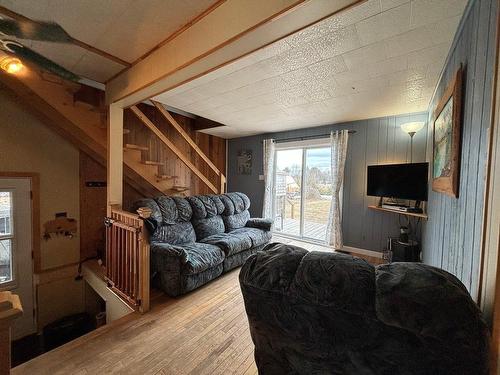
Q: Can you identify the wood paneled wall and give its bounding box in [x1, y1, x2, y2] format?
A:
[80, 106, 227, 260]
[227, 111, 428, 252]
[80, 153, 144, 260]
[422, 0, 498, 299]
[124, 104, 226, 195]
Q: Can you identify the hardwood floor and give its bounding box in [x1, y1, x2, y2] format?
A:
[13, 239, 384, 374]
[12, 269, 257, 375]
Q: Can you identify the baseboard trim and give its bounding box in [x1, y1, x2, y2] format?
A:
[341, 246, 383, 259]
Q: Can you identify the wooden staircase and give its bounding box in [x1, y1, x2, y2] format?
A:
[0, 69, 225, 197]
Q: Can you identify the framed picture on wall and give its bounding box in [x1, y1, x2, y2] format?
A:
[432, 65, 463, 197]
[237, 150, 252, 175]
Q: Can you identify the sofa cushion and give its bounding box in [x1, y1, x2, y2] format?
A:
[187, 195, 225, 240]
[155, 222, 196, 245]
[132, 197, 195, 244]
[187, 195, 224, 219]
[200, 232, 253, 256]
[223, 210, 250, 232]
[180, 242, 225, 275]
[230, 227, 272, 248]
[152, 241, 224, 275]
[156, 196, 192, 224]
[220, 193, 251, 231]
[220, 192, 250, 215]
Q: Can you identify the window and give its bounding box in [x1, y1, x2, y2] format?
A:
[0, 191, 14, 286]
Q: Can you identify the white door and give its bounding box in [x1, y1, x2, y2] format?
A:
[0, 178, 35, 339]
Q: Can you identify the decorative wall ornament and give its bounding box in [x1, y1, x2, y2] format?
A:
[237, 149, 252, 175]
[432, 65, 463, 197]
[43, 212, 77, 240]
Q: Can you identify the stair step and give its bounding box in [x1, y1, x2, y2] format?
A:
[170, 185, 190, 192]
[143, 160, 165, 166]
[156, 174, 177, 181]
[124, 144, 149, 151]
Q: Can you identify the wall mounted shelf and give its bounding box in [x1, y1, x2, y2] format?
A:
[368, 205, 428, 220]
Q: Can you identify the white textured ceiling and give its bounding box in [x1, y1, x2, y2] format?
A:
[0, 0, 218, 82]
[154, 0, 468, 138]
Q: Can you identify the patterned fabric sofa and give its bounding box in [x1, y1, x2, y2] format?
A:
[240, 243, 489, 375]
[133, 192, 272, 296]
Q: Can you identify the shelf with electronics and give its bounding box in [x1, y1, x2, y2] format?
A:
[367, 204, 428, 220]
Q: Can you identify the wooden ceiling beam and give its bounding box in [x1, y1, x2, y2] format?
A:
[105, 0, 363, 107]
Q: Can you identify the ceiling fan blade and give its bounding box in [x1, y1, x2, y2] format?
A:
[4, 41, 80, 82]
[0, 18, 73, 43]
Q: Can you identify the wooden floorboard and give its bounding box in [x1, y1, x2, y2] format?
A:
[13, 238, 384, 374]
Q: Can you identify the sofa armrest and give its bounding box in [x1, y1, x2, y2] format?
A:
[246, 218, 273, 231]
[151, 242, 188, 265]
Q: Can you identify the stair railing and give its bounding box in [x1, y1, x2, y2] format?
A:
[131, 103, 226, 194]
[105, 206, 151, 313]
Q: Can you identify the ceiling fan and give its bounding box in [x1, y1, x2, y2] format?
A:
[0, 16, 82, 82]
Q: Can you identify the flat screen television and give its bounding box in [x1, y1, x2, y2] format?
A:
[367, 162, 429, 202]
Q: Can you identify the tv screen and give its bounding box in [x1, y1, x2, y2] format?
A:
[367, 163, 429, 201]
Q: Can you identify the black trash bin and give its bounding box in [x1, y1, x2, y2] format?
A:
[43, 313, 95, 351]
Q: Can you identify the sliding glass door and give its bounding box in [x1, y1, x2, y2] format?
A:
[273, 144, 332, 242]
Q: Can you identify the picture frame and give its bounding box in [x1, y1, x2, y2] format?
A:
[237, 149, 252, 175]
[432, 65, 463, 197]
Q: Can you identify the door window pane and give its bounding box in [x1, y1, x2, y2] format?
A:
[0, 239, 12, 283]
[274, 149, 302, 237]
[303, 148, 332, 241]
[0, 191, 12, 235]
[0, 191, 13, 284]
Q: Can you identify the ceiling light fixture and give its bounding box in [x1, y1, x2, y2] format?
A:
[401, 122, 425, 163]
[0, 56, 23, 74]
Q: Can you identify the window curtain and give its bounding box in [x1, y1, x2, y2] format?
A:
[326, 130, 349, 249]
[262, 138, 275, 220]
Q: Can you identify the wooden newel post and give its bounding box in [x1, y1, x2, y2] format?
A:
[137, 207, 152, 313]
[0, 292, 23, 375]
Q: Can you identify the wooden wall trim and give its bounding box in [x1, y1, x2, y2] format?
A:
[105, 0, 227, 83]
[0, 172, 41, 273]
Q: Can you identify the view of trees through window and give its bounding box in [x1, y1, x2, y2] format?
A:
[274, 147, 332, 241]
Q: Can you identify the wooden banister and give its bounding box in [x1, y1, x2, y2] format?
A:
[0, 291, 23, 375]
[151, 101, 221, 176]
[130, 105, 218, 193]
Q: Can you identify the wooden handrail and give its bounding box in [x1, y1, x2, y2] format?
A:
[151, 101, 221, 176]
[130, 105, 218, 193]
[0, 291, 23, 375]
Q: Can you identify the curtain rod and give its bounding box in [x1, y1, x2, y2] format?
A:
[273, 130, 356, 144]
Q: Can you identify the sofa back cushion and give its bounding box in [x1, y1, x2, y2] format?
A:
[220, 192, 251, 231]
[132, 196, 195, 245]
[186, 195, 225, 240]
